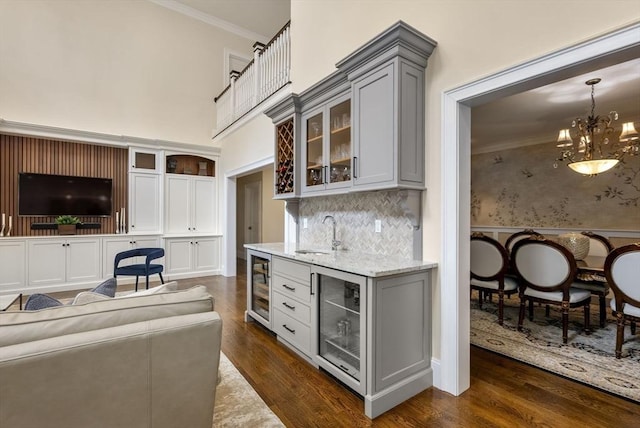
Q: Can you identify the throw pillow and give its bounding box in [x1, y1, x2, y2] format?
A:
[72, 291, 112, 305]
[24, 294, 63, 310]
[115, 281, 178, 298]
[90, 277, 117, 297]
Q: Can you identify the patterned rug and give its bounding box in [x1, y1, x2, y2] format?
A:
[470, 293, 639, 402]
[213, 353, 284, 427]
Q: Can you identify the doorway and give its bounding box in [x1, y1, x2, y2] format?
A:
[440, 24, 640, 396]
[243, 180, 262, 255]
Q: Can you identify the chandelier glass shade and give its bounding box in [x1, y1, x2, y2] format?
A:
[555, 78, 639, 176]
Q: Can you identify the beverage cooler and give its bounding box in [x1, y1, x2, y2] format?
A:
[246, 249, 272, 329]
[313, 266, 367, 395]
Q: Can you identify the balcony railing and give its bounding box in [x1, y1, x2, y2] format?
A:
[214, 21, 291, 132]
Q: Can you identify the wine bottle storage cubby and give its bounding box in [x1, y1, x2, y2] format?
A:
[276, 119, 294, 194]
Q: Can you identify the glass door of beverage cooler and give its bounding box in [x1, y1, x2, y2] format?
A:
[246, 250, 271, 329]
[315, 266, 366, 394]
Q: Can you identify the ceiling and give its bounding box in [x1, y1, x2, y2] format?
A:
[168, 1, 639, 154]
[471, 58, 640, 153]
[172, 0, 290, 40]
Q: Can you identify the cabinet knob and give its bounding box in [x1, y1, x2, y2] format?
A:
[195, 241, 199, 245]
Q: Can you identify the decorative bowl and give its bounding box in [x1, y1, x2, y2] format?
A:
[558, 233, 590, 260]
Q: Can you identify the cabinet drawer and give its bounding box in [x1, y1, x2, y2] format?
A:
[273, 257, 310, 282]
[273, 291, 311, 324]
[274, 309, 311, 355]
[273, 274, 311, 303]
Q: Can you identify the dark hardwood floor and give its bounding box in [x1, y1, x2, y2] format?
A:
[45, 262, 639, 427]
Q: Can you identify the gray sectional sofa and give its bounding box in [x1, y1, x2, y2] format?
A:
[0, 285, 222, 428]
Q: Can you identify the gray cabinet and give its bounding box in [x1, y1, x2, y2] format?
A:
[301, 94, 352, 196]
[352, 59, 424, 190]
[266, 21, 436, 199]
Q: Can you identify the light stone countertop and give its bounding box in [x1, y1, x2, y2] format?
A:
[244, 242, 437, 277]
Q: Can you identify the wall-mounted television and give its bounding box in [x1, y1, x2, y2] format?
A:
[19, 173, 113, 217]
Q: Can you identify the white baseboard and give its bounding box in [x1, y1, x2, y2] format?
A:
[431, 357, 441, 391]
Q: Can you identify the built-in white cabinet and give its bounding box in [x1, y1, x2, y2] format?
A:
[129, 147, 163, 174]
[165, 236, 220, 277]
[129, 172, 161, 234]
[102, 236, 162, 278]
[27, 238, 101, 288]
[165, 175, 217, 234]
[0, 240, 26, 291]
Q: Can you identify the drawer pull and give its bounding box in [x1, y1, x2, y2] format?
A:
[282, 302, 296, 311]
[282, 284, 296, 292]
[339, 364, 350, 373]
[283, 324, 296, 334]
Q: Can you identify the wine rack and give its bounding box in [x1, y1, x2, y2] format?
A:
[276, 119, 294, 194]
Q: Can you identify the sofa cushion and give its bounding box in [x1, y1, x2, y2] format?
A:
[0, 285, 214, 347]
[23, 294, 63, 311]
[90, 277, 117, 297]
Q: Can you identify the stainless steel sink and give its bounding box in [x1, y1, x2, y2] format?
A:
[294, 249, 330, 255]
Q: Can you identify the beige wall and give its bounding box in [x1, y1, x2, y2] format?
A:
[287, 0, 640, 360]
[219, 113, 275, 172]
[0, 0, 253, 145]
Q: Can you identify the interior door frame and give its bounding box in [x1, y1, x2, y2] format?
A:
[440, 22, 640, 396]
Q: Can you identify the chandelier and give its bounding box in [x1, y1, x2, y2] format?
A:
[555, 78, 639, 176]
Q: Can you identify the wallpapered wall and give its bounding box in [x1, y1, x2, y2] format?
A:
[471, 143, 640, 230]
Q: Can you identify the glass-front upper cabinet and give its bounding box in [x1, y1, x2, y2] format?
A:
[302, 95, 351, 195]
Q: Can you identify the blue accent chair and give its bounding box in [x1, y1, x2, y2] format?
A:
[113, 248, 165, 291]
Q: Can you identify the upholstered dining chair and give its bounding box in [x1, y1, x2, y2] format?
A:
[114, 248, 165, 291]
[505, 229, 543, 255]
[470, 233, 518, 325]
[604, 243, 640, 358]
[511, 237, 592, 344]
[573, 231, 615, 327]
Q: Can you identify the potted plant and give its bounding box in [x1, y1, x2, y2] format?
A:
[55, 215, 81, 235]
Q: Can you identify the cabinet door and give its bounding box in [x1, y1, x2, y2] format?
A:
[326, 96, 352, 191]
[27, 240, 66, 287]
[66, 239, 101, 283]
[193, 237, 220, 271]
[103, 237, 133, 278]
[0, 240, 26, 291]
[301, 108, 325, 194]
[192, 177, 216, 233]
[130, 173, 161, 233]
[165, 239, 193, 274]
[165, 175, 191, 233]
[352, 62, 395, 188]
[129, 148, 162, 173]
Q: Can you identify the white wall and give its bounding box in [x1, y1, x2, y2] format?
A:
[287, 0, 640, 362]
[0, 0, 253, 145]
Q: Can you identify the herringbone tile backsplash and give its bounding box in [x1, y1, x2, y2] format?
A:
[299, 190, 415, 258]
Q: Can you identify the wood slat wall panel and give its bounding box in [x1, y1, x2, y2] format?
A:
[0, 134, 128, 237]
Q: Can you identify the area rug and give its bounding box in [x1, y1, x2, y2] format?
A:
[213, 353, 285, 427]
[470, 294, 639, 403]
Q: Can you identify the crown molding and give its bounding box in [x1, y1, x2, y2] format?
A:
[0, 118, 220, 155]
[147, 0, 269, 43]
[471, 135, 551, 155]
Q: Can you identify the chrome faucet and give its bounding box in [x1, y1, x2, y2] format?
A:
[323, 215, 341, 251]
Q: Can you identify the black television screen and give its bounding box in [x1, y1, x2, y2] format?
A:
[19, 173, 112, 217]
